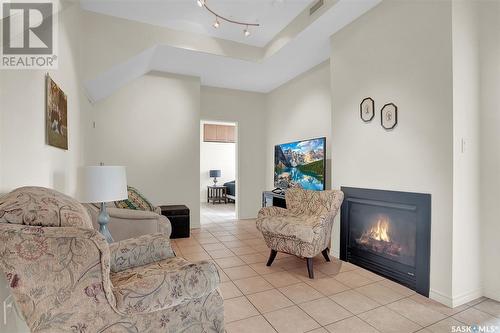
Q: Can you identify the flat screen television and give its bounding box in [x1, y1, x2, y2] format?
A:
[274, 137, 326, 191]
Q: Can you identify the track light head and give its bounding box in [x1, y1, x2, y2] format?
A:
[197, 0, 205, 8]
[244, 26, 250, 37]
[213, 17, 220, 28]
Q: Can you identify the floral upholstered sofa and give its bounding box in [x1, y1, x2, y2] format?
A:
[0, 187, 224, 333]
[256, 188, 344, 279]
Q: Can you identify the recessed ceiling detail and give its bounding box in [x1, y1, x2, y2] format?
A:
[83, 0, 381, 102]
[80, 0, 315, 47]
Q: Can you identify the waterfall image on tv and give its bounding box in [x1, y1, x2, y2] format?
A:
[274, 137, 326, 191]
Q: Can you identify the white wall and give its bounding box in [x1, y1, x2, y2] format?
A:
[200, 87, 266, 219]
[330, 1, 455, 305]
[85, 72, 201, 227]
[479, 0, 500, 302]
[200, 121, 236, 202]
[451, 0, 482, 306]
[0, 2, 85, 196]
[0, 2, 84, 332]
[265, 60, 332, 189]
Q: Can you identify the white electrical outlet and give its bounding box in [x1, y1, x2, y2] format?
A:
[3, 294, 13, 325]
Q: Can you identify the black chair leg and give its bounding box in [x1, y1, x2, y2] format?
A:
[306, 258, 314, 279]
[266, 250, 278, 267]
[322, 248, 331, 262]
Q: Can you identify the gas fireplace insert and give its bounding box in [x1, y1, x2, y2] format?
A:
[340, 187, 431, 296]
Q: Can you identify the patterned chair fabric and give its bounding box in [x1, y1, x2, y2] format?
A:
[0, 187, 224, 333]
[256, 188, 344, 258]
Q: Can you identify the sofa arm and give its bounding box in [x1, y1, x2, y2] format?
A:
[109, 233, 175, 272]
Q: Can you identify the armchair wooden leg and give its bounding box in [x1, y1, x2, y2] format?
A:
[267, 250, 278, 267]
[306, 258, 314, 279]
[322, 248, 331, 262]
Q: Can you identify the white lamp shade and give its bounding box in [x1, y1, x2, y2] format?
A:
[80, 166, 128, 203]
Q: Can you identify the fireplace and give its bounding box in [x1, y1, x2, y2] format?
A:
[340, 187, 431, 296]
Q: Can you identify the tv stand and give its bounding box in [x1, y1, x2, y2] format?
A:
[262, 191, 286, 208]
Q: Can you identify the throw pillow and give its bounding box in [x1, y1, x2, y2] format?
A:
[115, 186, 156, 211]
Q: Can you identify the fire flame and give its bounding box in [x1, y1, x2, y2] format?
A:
[365, 218, 390, 242]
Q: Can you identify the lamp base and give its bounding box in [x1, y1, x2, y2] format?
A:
[213, 177, 218, 186]
[98, 202, 114, 243]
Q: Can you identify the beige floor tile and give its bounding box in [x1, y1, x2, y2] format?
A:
[355, 282, 406, 305]
[220, 281, 243, 299]
[250, 262, 285, 275]
[386, 298, 446, 326]
[207, 248, 235, 259]
[226, 315, 277, 333]
[452, 307, 499, 326]
[247, 289, 294, 313]
[224, 296, 260, 323]
[214, 256, 246, 268]
[378, 279, 416, 297]
[339, 261, 359, 273]
[358, 307, 422, 333]
[355, 268, 386, 281]
[231, 246, 258, 256]
[288, 267, 327, 281]
[325, 316, 380, 333]
[264, 306, 321, 333]
[409, 294, 467, 316]
[279, 282, 324, 304]
[223, 240, 248, 248]
[299, 297, 352, 325]
[305, 277, 351, 296]
[425, 317, 464, 333]
[182, 252, 211, 261]
[240, 253, 268, 264]
[334, 271, 375, 288]
[474, 299, 500, 318]
[234, 276, 274, 294]
[315, 261, 343, 275]
[202, 242, 227, 251]
[307, 328, 329, 333]
[223, 265, 258, 280]
[329, 290, 381, 315]
[264, 271, 302, 288]
[198, 237, 220, 244]
[218, 235, 239, 242]
[178, 245, 205, 254]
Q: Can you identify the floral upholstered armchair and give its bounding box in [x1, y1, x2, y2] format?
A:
[256, 188, 344, 279]
[0, 187, 224, 333]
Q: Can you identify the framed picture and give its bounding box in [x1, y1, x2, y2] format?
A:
[360, 97, 375, 122]
[46, 75, 68, 150]
[381, 103, 398, 130]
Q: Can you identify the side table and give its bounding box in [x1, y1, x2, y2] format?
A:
[207, 185, 227, 204]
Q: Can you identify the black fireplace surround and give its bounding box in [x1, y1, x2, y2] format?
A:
[340, 187, 431, 296]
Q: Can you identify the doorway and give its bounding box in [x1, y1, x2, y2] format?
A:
[200, 120, 238, 224]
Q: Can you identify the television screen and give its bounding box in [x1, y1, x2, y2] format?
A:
[274, 137, 326, 191]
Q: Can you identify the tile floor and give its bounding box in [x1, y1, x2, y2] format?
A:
[173, 205, 500, 333]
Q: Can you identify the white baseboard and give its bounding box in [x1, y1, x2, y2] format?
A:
[430, 288, 484, 308]
[429, 289, 453, 307]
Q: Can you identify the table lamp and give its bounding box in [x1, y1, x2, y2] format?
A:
[80, 166, 127, 243]
[209, 169, 221, 185]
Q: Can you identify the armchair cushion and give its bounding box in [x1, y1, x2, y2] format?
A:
[109, 233, 175, 273]
[115, 186, 157, 212]
[110, 257, 220, 315]
[256, 215, 321, 244]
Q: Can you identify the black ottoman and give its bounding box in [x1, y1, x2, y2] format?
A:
[160, 205, 190, 239]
